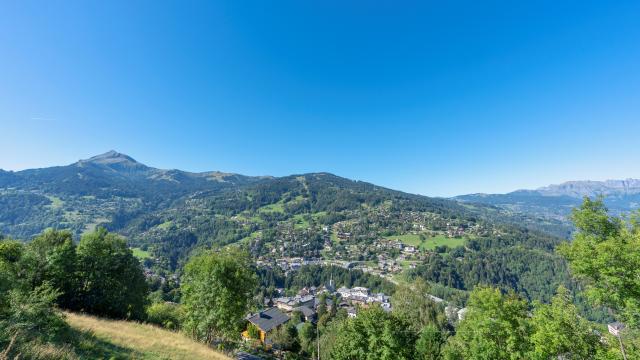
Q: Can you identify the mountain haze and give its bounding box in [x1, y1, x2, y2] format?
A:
[456, 178, 640, 224]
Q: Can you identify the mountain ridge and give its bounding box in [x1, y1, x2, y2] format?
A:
[455, 178, 640, 227]
[1, 151, 458, 239]
[535, 178, 640, 197]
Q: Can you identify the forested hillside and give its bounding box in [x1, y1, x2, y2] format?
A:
[0, 151, 263, 239]
[0, 151, 582, 309]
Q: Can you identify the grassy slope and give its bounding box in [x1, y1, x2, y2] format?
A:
[131, 247, 152, 260]
[385, 233, 466, 250]
[65, 312, 231, 360]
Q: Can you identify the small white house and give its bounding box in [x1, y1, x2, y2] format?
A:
[608, 322, 625, 336]
[457, 307, 468, 321]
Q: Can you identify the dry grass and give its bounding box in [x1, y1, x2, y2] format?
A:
[64, 312, 231, 360]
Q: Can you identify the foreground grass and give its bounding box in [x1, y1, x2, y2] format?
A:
[65, 312, 231, 360]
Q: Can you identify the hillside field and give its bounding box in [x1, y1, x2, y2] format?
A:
[385, 233, 466, 250]
[65, 312, 230, 360]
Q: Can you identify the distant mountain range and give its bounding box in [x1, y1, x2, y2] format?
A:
[456, 179, 640, 223]
[0, 151, 580, 242]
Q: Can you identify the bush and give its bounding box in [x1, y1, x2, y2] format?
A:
[247, 323, 261, 340]
[146, 302, 184, 330]
[0, 283, 69, 358]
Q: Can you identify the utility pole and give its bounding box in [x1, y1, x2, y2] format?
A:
[316, 323, 320, 360]
[609, 322, 628, 360]
[617, 334, 628, 360]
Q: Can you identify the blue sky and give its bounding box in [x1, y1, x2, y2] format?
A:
[1, 1, 639, 196]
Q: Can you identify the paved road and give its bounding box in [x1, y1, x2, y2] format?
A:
[236, 351, 264, 360]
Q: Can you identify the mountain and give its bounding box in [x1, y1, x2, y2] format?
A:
[456, 179, 640, 226]
[0, 151, 263, 238]
[1, 150, 261, 196]
[0, 151, 583, 306]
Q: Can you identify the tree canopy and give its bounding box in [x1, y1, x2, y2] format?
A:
[75, 228, 149, 319]
[558, 197, 640, 328]
[443, 286, 531, 360]
[391, 278, 448, 332]
[181, 247, 257, 343]
[330, 306, 417, 360]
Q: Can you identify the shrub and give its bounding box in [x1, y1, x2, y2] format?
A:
[247, 323, 261, 340]
[146, 302, 184, 330]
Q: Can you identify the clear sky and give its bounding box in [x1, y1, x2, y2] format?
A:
[1, 1, 639, 197]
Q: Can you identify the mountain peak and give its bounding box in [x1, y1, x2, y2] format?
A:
[87, 150, 138, 163]
[78, 151, 150, 172]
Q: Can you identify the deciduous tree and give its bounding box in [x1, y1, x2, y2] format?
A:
[443, 286, 531, 360]
[331, 306, 417, 360]
[181, 248, 257, 343]
[558, 197, 640, 328]
[529, 286, 602, 360]
[76, 228, 148, 319]
[21, 229, 77, 308]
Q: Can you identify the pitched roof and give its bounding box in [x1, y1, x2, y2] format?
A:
[295, 305, 316, 318]
[608, 322, 625, 330]
[247, 307, 290, 332]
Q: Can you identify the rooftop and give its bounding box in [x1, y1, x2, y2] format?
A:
[246, 307, 290, 333]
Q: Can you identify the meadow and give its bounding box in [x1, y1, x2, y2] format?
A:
[385, 233, 466, 250]
[65, 312, 230, 360]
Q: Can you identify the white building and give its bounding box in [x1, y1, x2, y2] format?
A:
[457, 307, 468, 320]
[608, 322, 625, 336]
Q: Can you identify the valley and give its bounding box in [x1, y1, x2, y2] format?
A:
[0, 152, 576, 306]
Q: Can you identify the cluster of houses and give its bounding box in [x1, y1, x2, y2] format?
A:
[257, 256, 356, 273]
[336, 286, 391, 314]
[274, 257, 324, 273]
[242, 283, 393, 346]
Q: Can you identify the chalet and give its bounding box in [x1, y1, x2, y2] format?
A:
[608, 322, 625, 336]
[349, 295, 369, 306]
[352, 287, 369, 297]
[403, 246, 417, 254]
[370, 293, 390, 304]
[298, 287, 311, 296]
[339, 286, 369, 299]
[295, 305, 317, 322]
[244, 307, 290, 344]
[275, 295, 314, 312]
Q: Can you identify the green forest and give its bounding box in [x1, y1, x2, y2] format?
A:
[1, 198, 639, 359]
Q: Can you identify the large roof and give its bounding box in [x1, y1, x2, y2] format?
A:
[247, 307, 290, 332]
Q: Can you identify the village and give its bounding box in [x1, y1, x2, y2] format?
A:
[242, 276, 468, 348]
[244, 203, 495, 264]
